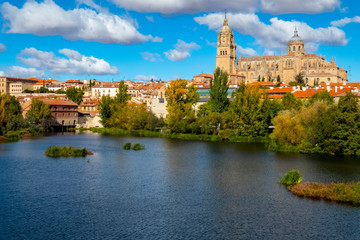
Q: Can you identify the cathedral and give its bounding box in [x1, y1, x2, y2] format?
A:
[215, 14, 348, 86]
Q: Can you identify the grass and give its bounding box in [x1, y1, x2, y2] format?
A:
[289, 182, 360, 205]
[4, 129, 31, 142]
[279, 170, 303, 185]
[89, 128, 271, 144]
[90, 128, 162, 137]
[45, 146, 93, 157]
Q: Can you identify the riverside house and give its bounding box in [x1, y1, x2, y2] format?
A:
[22, 98, 79, 130]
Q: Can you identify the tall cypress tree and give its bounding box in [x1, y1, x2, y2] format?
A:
[208, 67, 230, 113]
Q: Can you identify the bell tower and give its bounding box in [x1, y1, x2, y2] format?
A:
[215, 11, 237, 74]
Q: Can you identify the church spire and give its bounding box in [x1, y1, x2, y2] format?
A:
[294, 26, 298, 37]
[224, 9, 228, 26]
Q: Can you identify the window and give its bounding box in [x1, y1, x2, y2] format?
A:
[298, 46, 301, 51]
[289, 47, 291, 52]
[293, 46, 295, 51]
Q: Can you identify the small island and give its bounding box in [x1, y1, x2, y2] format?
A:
[289, 182, 360, 206]
[280, 170, 360, 206]
[123, 143, 145, 150]
[45, 146, 93, 157]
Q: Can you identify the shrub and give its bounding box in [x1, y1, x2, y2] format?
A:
[45, 146, 93, 157]
[280, 170, 303, 185]
[131, 143, 145, 150]
[123, 142, 132, 150]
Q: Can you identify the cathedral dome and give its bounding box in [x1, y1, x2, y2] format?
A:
[220, 15, 232, 33]
[289, 28, 303, 42]
[220, 24, 231, 33]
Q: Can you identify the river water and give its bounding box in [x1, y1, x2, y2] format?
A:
[0, 133, 360, 239]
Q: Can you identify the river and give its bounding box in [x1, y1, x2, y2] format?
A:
[0, 133, 360, 239]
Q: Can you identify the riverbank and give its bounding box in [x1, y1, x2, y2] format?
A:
[87, 127, 270, 143]
[289, 182, 360, 206]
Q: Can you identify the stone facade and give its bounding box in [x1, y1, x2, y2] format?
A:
[215, 17, 348, 86]
[0, 76, 37, 95]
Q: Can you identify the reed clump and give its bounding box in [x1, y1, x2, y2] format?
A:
[45, 146, 93, 157]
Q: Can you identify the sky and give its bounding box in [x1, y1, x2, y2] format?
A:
[0, 0, 359, 82]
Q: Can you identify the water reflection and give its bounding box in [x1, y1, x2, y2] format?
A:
[1, 134, 360, 239]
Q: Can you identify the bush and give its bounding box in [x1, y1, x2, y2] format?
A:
[45, 146, 93, 157]
[131, 143, 145, 150]
[280, 170, 303, 185]
[123, 142, 132, 150]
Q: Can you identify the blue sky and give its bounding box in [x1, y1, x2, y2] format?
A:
[0, 0, 359, 82]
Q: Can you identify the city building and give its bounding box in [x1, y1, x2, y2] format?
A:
[22, 98, 79, 128]
[0, 76, 37, 95]
[215, 15, 348, 85]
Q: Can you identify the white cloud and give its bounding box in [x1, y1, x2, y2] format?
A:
[206, 40, 216, 47]
[4, 66, 45, 78]
[263, 49, 276, 55]
[18, 47, 119, 75]
[76, 0, 103, 12]
[146, 16, 154, 23]
[164, 40, 200, 61]
[331, 16, 360, 27]
[0, 70, 5, 76]
[110, 0, 339, 14]
[237, 45, 257, 56]
[1, 0, 162, 44]
[195, 13, 348, 53]
[0, 43, 6, 53]
[260, 0, 340, 14]
[135, 75, 159, 81]
[141, 52, 162, 62]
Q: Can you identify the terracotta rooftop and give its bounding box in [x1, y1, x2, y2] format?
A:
[194, 73, 213, 78]
[38, 98, 78, 106]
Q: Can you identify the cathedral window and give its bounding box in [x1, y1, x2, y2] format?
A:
[298, 46, 301, 51]
[293, 46, 295, 51]
[289, 47, 291, 52]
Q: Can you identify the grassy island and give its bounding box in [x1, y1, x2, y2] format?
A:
[45, 146, 93, 157]
[280, 170, 360, 205]
[289, 182, 360, 205]
[123, 142, 145, 150]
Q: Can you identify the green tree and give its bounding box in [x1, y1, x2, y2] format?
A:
[272, 110, 305, 146]
[115, 80, 131, 105]
[322, 93, 360, 155]
[0, 94, 24, 134]
[99, 95, 113, 127]
[261, 76, 265, 82]
[165, 79, 199, 133]
[26, 99, 52, 132]
[295, 73, 304, 84]
[230, 84, 262, 136]
[282, 92, 302, 110]
[277, 75, 281, 83]
[258, 75, 261, 82]
[208, 67, 230, 113]
[66, 87, 84, 105]
[308, 90, 334, 105]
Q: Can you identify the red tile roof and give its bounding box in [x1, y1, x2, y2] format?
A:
[38, 98, 78, 106]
